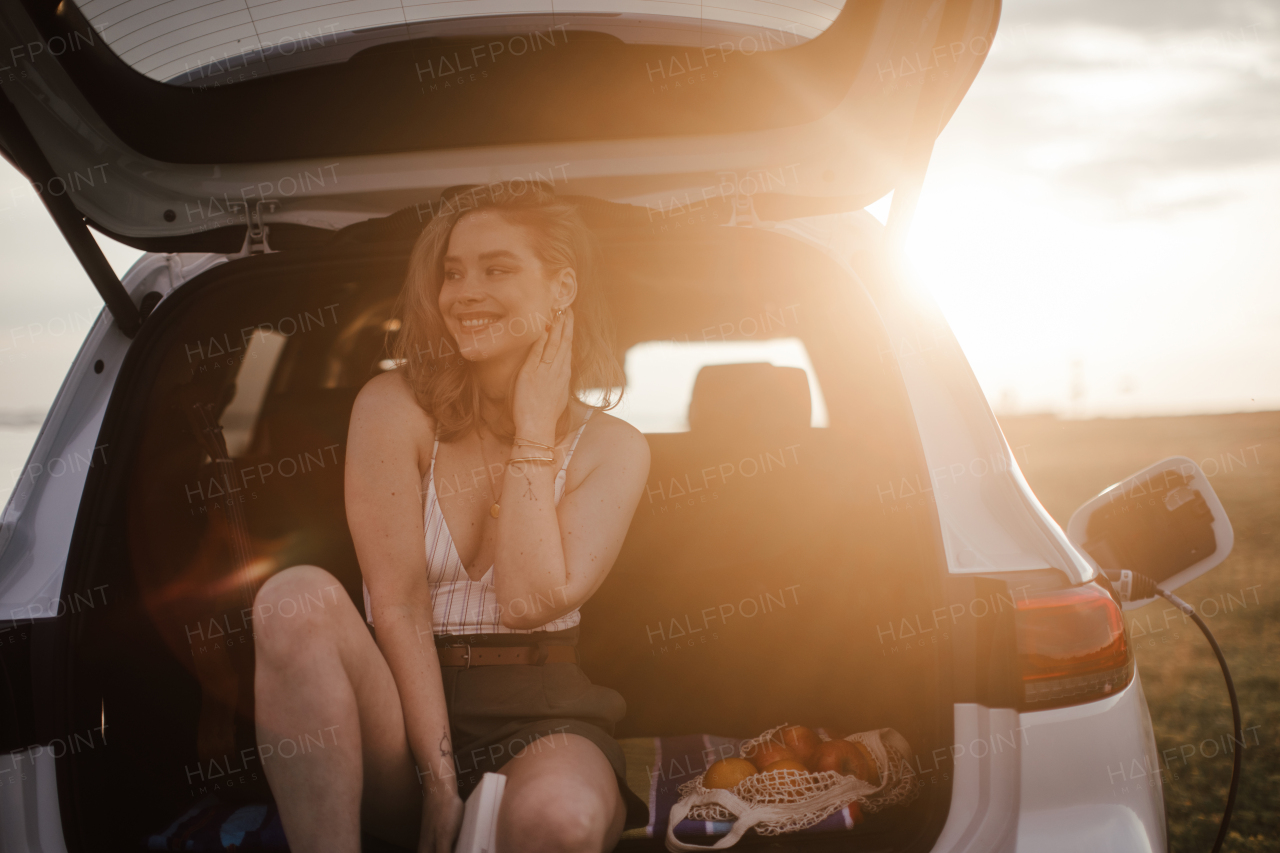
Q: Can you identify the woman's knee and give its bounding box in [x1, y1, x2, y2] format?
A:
[255, 565, 343, 615]
[500, 781, 610, 853]
[253, 565, 348, 657]
[502, 799, 598, 853]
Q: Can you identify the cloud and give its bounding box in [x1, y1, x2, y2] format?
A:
[1010, 0, 1278, 34]
[953, 11, 1280, 219]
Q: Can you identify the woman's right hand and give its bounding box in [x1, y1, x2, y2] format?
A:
[511, 307, 574, 443]
[419, 789, 464, 852]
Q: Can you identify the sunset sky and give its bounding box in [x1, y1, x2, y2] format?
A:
[908, 0, 1279, 417]
[1, 0, 1276, 424]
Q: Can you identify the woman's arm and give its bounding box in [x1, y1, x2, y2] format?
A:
[345, 372, 462, 850]
[493, 309, 651, 629]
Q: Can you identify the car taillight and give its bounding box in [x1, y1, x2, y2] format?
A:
[1015, 583, 1133, 711]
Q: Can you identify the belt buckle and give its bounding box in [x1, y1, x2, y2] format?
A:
[463, 644, 472, 669]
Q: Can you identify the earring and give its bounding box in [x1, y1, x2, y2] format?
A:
[555, 307, 565, 319]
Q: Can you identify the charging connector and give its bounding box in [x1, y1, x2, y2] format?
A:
[1103, 570, 1241, 853]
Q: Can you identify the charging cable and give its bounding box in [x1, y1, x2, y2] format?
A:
[1102, 570, 1241, 853]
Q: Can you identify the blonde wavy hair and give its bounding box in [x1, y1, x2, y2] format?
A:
[392, 184, 624, 443]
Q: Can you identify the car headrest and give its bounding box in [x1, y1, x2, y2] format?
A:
[687, 363, 811, 436]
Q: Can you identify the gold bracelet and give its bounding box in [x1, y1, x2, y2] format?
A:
[513, 437, 556, 451]
[507, 454, 555, 466]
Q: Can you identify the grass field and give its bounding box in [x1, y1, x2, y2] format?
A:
[999, 411, 1278, 853]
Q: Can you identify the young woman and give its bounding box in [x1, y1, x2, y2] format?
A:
[252, 187, 651, 852]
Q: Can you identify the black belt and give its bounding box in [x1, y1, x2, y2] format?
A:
[437, 644, 578, 667]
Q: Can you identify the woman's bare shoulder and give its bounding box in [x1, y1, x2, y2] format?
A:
[580, 409, 649, 468]
[351, 370, 435, 447]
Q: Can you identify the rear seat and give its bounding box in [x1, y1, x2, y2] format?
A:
[580, 363, 864, 737]
[638, 363, 818, 567]
[580, 358, 942, 753]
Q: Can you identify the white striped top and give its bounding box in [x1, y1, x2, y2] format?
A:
[363, 411, 592, 634]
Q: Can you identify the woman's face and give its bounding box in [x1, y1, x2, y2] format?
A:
[438, 210, 571, 363]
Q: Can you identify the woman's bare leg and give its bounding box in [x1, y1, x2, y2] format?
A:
[254, 565, 425, 851]
[495, 733, 626, 853]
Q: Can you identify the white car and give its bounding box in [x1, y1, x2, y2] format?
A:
[0, 0, 1236, 851]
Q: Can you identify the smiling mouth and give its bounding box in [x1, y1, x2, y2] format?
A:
[456, 313, 502, 331]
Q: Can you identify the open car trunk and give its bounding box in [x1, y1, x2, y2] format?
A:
[55, 206, 955, 850]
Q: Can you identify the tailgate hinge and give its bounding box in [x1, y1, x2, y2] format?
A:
[230, 199, 279, 256]
[720, 172, 763, 228]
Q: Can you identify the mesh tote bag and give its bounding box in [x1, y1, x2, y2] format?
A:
[665, 725, 921, 851]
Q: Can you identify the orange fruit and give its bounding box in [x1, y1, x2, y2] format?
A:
[814, 739, 880, 784]
[703, 758, 757, 790]
[746, 742, 798, 770]
[778, 725, 822, 766]
[761, 759, 810, 774]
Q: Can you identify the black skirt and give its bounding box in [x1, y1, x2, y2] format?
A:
[432, 628, 648, 829]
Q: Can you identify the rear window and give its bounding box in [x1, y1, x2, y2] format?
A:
[77, 0, 846, 85]
[606, 337, 830, 432]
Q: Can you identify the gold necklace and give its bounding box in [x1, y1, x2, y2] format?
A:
[476, 430, 504, 518]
